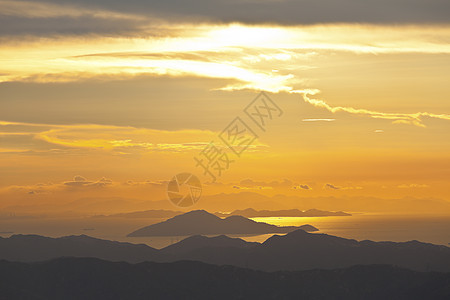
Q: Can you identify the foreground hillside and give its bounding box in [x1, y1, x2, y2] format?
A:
[0, 258, 448, 300]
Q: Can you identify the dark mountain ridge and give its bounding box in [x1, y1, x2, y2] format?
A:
[1, 228, 450, 272]
[0, 257, 449, 300]
[0, 234, 159, 263]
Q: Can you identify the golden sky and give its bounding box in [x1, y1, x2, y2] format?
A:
[1, 0, 449, 214]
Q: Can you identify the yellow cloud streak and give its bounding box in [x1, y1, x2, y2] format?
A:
[298, 90, 450, 127]
[2, 23, 450, 128]
[38, 126, 219, 151]
[0, 120, 271, 154]
[2, 24, 450, 90]
[1, 120, 219, 151]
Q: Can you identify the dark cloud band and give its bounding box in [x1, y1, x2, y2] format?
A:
[2, 0, 449, 37]
[29, 0, 450, 24]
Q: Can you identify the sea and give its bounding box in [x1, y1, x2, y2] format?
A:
[1, 213, 449, 249]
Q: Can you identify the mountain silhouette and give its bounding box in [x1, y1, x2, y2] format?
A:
[155, 229, 450, 272]
[162, 234, 258, 255]
[1, 230, 450, 272]
[0, 234, 159, 263]
[127, 210, 318, 237]
[215, 208, 351, 218]
[244, 229, 450, 272]
[0, 257, 448, 300]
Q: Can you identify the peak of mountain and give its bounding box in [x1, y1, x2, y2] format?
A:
[0, 234, 158, 263]
[262, 229, 358, 249]
[169, 210, 221, 223]
[236, 208, 258, 214]
[248, 229, 450, 272]
[127, 210, 317, 237]
[174, 209, 215, 218]
[223, 214, 255, 223]
[162, 234, 258, 255]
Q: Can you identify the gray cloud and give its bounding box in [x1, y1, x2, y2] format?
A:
[0, 15, 146, 36]
[24, 0, 450, 24]
[1, 0, 449, 37]
[239, 178, 293, 189]
[293, 184, 310, 190]
[324, 183, 340, 190]
[322, 183, 363, 190]
[73, 175, 87, 182]
[64, 176, 112, 187]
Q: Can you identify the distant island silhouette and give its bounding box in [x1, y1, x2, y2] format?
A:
[93, 209, 183, 219]
[127, 210, 318, 237]
[215, 208, 351, 218]
[92, 208, 350, 219]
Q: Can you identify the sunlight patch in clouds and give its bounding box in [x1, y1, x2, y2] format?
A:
[2, 24, 450, 89]
[1, 23, 450, 128]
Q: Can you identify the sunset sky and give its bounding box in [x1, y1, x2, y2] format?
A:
[1, 0, 449, 214]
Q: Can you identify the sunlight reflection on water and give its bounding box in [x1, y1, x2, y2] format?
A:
[1, 214, 449, 249]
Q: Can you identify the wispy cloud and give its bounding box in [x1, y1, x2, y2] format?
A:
[64, 176, 113, 188]
[398, 183, 429, 188]
[0, 120, 217, 154]
[237, 178, 293, 189]
[324, 183, 340, 190]
[302, 118, 335, 122]
[293, 184, 311, 190]
[323, 183, 362, 190]
[299, 90, 450, 127]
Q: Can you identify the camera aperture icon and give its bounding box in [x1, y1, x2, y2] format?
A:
[167, 173, 202, 207]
